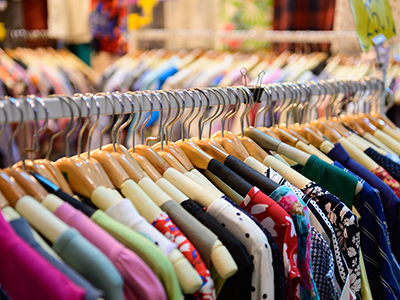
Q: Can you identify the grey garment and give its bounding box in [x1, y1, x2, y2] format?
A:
[53, 228, 124, 300]
[160, 200, 218, 268]
[10, 218, 103, 300]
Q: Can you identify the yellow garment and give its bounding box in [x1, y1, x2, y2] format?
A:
[359, 250, 373, 300]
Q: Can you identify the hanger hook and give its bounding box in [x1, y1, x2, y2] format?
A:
[46, 95, 74, 160]
[157, 90, 172, 148]
[140, 91, 154, 145]
[86, 93, 100, 160]
[125, 91, 142, 151]
[145, 91, 163, 147]
[7, 97, 23, 167]
[164, 90, 180, 145]
[180, 90, 196, 141]
[205, 88, 223, 139]
[74, 93, 91, 157]
[95, 92, 115, 150]
[0, 101, 8, 139]
[240, 67, 249, 86]
[193, 88, 210, 140]
[30, 95, 48, 160]
[59, 95, 81, 158]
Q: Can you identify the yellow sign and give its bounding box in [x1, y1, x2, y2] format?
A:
[349, 0, 397, 51]
[127, 0, 158, 30]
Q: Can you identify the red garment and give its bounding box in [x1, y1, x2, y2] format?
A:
[0, 213, 85, 300]
[153, 212, 216, 300]
[240, 187, 301, 300]
[371, 166, 400, 198]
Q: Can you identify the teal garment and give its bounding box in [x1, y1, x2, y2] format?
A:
[270, 186, 320, 300]
[292, 154, 358, 208]
[91, 210, 183, 300]
[53, 228, 124, 300]
[67, 44, 92, 66]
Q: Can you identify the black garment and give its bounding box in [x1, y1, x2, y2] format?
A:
[10, 218, 103, 300]
[365, 147, 400, 182]
[32, 173, 96, 217]
[207, 159, 253, 197]
[0, 288, 10, 300]
[181, 199, 253, 300]
[223, 155, 279, 196]
[222, 197, 287, 300]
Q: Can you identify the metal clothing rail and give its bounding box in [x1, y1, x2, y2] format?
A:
[130, 29, 359, 44]
[0, 77, 382, 123]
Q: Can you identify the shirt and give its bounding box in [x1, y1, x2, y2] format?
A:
[0, 213, 85, 300]
[310, 227, 339, 300]
[292, 154, 359, 208]
[105, 199, 177, 257]
[153, 212, 215, 300]
[301, 182, 361, 298]
[327, 142, 400, 263]
[52, 228, 124, 300]
[55, 202, 167, 300]
[333, 162, 400, 300]
[264, 167, 347, 296]
[223, 196, 287, 300]
[270, 186, 318, 300]
[10, 218, 103, 300]
[90, 210, 183, 300]
[371, 166, 400, 198]
[240, 187, 301, 300]
[365, 147, 400, 182]
[207, 196, 275, 300]
[181, 199, 253, 300]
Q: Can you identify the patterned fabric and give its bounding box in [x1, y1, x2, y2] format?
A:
[273, 0, 335, 51]
[90, 0, 127, 54]
[221, 197, 286, 300]
[365, 148, 400, 182]
[264, 167, 348, 294]
[333, 161, 400, 300]
[152, 212, 215, 300]
[385, 153, 400, 164]
[269, 186, 318, 300]
[302, 182, 361, 298]
[207, 196, 275, 300]
[310, 227, 338, 300]
[371, 166, 400, 198]
[241, 187, 302, 300]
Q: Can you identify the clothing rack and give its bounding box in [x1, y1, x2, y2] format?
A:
[129, 29, 359, 51]
[0, 77, 382, 123]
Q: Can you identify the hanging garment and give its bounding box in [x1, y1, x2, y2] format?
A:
[181, 199, 253, 300]
[10, 218, 103, 300]
[327, 143, 400, 263]
[0, 213, 86, 300]
[89, 209, 183, 300]
[365, 148, 400, 182]
[54, 202, 167, 300]
[152, 212, 216, 300]
[52, 227, 124, 300]
[301, 182, 361, 298]
[264, 167, 344, 297]
[222, 196, 287, 300]
[269, 186, 319, 300]
[240, 187, 301, 300]
[207, 195, 276, 300]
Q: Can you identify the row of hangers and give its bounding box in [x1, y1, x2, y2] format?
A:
[0, 76, 397, 292]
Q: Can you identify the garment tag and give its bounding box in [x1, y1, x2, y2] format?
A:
[348, 0, 396, 51]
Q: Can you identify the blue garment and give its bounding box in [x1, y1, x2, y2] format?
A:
[365, 147, 400, 182]
[157, 66, 178, 90]
[210, 74, 224, 87]
[327, 143, 400, 263]
[385, 153, 400, 164]
[333, 162, 400, 300]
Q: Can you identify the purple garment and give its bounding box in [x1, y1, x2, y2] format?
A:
[0, 213, 85, 300]
[327, 142, 400, 263]
[55, 203, 167, 300]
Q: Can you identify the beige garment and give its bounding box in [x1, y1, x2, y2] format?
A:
[47, 0, 91, 43]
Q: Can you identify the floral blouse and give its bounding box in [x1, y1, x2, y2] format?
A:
[153, 212, 215, 300]
[302, 182, 361, 298]
[371, 166, 400, 199]
[241, 187, 302, 300]
[270, 186, 318, 300]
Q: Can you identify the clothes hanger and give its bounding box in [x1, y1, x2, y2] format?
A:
[10, 96, 60, 185]
[73, 93, 114, 189]
[32, 95, 74, 194]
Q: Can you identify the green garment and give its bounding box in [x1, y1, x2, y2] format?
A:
[53, 228, 124, 300]
[292, 155, 358, 208]
[91, 210, 183, 300]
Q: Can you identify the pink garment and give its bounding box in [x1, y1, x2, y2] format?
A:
[0, 213, 85, 300]
[55, 203, 166, 300]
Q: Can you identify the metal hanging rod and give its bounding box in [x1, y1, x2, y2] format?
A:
[130, 29, 359, 43]
[0, 77, 381, 123]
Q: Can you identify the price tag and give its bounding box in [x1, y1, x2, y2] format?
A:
[349, 0, 396, 51]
